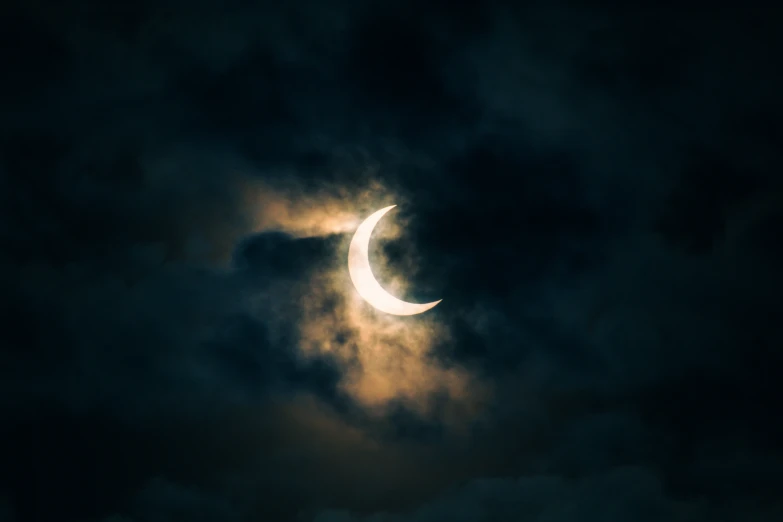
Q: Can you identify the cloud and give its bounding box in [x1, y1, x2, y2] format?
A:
[0, 212, 486, 521]
[313, 467, 704, 522]
[241, 177, 395, 239]
[227, 172, 490, 419]
[237, 220, 487, 420]
[3, 2, 783, 522]
[131, 477, 244, 522]
[0, 495, 15, 522]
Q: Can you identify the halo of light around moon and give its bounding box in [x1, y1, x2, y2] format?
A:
[348, 205, 441, 316]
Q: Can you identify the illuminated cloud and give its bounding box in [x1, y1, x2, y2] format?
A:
[235, 176, 489, 420]
[241, 177, 397, 238]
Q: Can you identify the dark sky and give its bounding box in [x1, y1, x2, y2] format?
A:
[2, 2, 782, 522]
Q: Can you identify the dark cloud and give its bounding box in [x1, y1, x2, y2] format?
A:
[315, 467, 705, 522]
[2, 1, 782, 522]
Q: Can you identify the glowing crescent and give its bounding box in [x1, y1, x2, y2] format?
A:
[348, 205, 441, 315]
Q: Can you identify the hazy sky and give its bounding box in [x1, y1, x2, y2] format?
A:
[2, 2, 782, 522]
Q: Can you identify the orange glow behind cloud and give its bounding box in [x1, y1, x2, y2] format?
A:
[242, 177, 398, 238]
[237, 175, 490, 422]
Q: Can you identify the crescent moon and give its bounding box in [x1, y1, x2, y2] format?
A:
[348, 205, 441, 315]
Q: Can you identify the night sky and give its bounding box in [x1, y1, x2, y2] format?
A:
[2, 2, 783, 522]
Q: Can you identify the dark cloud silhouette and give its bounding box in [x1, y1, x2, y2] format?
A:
[315, 467, 704, 522]
[2, 2, 782, 522]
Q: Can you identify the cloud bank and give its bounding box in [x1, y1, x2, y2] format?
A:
[2, 2, 782, 522]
